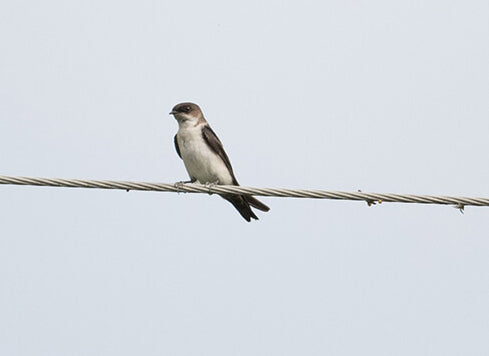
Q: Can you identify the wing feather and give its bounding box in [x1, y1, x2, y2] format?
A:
[174, 134, 181, 159]
[201, 125, 239, 185]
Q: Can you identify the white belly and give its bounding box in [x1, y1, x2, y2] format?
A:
[177, 126, 234, 185]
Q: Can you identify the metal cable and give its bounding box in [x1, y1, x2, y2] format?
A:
[0, 175, 488, 210]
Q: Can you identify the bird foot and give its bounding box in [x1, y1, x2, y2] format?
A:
[174, 180, 193, 193]
[204, 181, 219, 195]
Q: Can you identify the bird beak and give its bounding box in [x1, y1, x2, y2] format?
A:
[169, 111, 176, 115]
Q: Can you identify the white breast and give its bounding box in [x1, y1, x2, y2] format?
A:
[177, 125, 234, 185]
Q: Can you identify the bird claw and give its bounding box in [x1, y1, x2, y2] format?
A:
[204, 181, 219, 195]
[174, 181, 192, 193]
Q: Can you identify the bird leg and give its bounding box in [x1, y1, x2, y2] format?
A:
[205, 180, 219, 195]
[174, 180, 195, 193]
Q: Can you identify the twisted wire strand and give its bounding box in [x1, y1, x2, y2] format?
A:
[0, 175, 488, 208]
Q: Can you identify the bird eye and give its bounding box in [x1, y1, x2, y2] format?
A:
[185, 106, 191, 112]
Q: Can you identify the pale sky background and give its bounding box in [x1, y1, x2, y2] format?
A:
[1, 0, 488, 355]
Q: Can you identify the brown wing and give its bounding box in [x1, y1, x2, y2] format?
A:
[201, 125, 238, 185]
[202, 125, 271, 219]
[174, 134, 181, 159]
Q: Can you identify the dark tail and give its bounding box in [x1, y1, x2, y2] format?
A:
[223, 195, 270, 222]
[246, 195, 270, 212]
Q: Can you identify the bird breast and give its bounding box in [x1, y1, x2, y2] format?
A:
[177, 126, 233, 185]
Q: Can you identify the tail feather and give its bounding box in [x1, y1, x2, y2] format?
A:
[245, 195, 270, 212]
[222, 195, 271, 221]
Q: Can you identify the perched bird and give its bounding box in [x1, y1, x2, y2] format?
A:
[170, 102, 270, 221]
